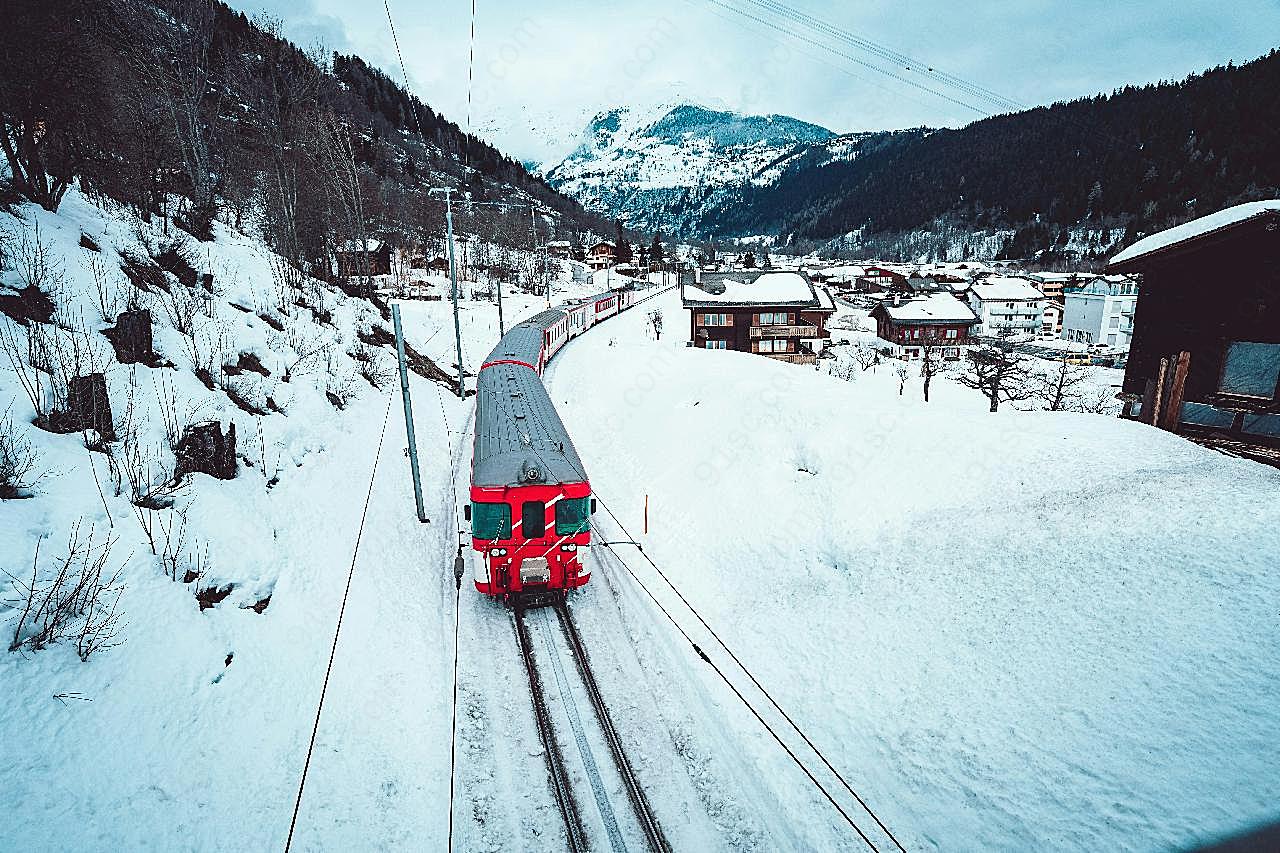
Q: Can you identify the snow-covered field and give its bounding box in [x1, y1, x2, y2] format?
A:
[4, 190, 1278, 852]
[551, 290, 1280, 852]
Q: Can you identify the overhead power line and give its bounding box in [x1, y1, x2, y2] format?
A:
[743, 0, 1026, 113]
[700, 0, 991, 116]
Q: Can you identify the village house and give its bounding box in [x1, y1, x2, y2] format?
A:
[870, 293, 979, 360]
[335, 239, 392, 278]
[1027, 271, 1085, 303]
[856, 265, 909, 293]
[586, 241, 616, 271]
[682, 272, 834, 365]
[967, 276, 1046, 337]
[543, 240, 573, 259]
[1041, 302, 1063, 338]
[1109, 200, 1280, 458]
[1061, 276, 1138, 349]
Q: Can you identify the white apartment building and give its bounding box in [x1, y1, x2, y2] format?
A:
[1061, 276, 1139, 350]
[967, 276, 1046, 337]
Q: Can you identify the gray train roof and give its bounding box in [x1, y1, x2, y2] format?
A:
[473, 361, 587, 488]
[483, 313, 560, 367]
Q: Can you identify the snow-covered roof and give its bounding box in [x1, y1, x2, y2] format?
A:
[683, 272, 819, 306]
[969, 276, 1044, 301]
[879, 293, 977, 324]
[337, 239, 384, 253]
[815, 286, 835, 311]
[1110, 200, 1280, 267]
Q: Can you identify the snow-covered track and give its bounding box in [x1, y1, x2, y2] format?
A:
[513, 605, 589, 853]
[554, 599, 671, 853]
[513, 600, 671, 853]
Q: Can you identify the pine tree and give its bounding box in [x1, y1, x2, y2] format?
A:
[649, 233, 664, 267]
[615, 220, 633, 264]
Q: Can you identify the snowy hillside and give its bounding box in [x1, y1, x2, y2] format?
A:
[550, 291, 1280, 851]
[0, 189, 622, 850]
[542, 103, 868, 235]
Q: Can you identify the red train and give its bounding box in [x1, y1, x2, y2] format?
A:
[466, 287, 638, 603]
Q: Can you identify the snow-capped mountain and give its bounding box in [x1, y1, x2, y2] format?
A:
[542, 103, 869, 236]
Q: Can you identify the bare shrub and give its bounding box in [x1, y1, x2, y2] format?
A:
[115, 430, 183, 555]
[1, 402, 47, 498]
[349, 341, 392, 388]
[157, 281, 203, 340]
[0, 319, 51, 421]
[152, 373, 210, 453]
[2, 315, 114, 426]
[84, 251, 121, 323]
[326, 369, 359, 409]
[4, 522, 127, 661]
[850, 341, 883, 372]
[13, 220, 66, 295]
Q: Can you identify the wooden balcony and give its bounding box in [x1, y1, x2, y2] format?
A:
[749, 323, 826, 339]
[764, 352, 818, 365]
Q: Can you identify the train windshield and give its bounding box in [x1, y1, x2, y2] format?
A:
[555, 497, 592, 535]
[472, 502, 511, 540]
[521, 501, 546, 540]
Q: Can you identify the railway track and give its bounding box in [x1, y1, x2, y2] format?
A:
[513, 598, 670, 853]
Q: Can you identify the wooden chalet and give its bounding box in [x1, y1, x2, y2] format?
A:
[870, 293, 979, 360]
[586, 241, 616, 271]
[1109, 200, 1280, 462]
[336, 239, 391, 278]
[682, 272, 833, 365]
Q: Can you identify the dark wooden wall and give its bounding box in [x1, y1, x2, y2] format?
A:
[1122, 218, 1280, 403]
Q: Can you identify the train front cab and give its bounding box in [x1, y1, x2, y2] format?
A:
[467, 483, 595, 602]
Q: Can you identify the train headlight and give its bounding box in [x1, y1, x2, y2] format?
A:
[560, 544, 577, 552]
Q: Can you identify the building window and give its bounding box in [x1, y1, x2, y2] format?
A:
[945, 329, 958, 339]
[758, 339, 789, 353]
[760, 312, 789, 325]
[704, 340, 727, 350]
[700, 312, 730, 326]
[1220, 341, 1280, 399]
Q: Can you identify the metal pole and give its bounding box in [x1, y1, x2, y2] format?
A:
[531, 203, 549, 308]
[496, 272, 505, 336]
[443, 190, 466, 398]
[392, 304, 428, 523]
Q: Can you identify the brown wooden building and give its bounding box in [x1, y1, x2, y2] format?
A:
[870, 293, 979, 360]
[682, 272, 833, 364]
[336, 239, 392, 278]
[1109, 200, 1280, 455]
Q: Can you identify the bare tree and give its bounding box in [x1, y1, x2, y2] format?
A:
[957, 343, 1036, 412]
[1036, 356, 1096, 412]
[123, 0, 222, 237]
[648, 308, 663, 340]
[918, 338, 948, 403]
[850, 341, 883, 372]
[895, 363, 910, 396]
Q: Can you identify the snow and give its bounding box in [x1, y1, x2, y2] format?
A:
[5, 185, 1279, 852]
[1110, 200, 1280, 266]
[683, 272, 817, 305]
[0, 187, 622, 851]
[550, 290, 1280, 851]
[969, 275, 1045, 301]
[879, 292, 976, 322]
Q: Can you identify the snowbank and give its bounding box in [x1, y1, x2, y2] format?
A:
[550, 290, 1280, 852]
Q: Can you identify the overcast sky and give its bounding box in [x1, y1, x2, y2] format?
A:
[227, 0, 1280, 165]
